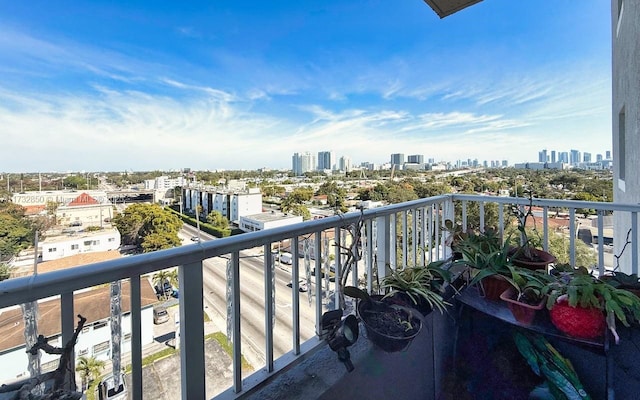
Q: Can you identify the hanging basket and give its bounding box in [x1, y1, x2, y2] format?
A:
[549, 299, 606, 340]
[510, 247, 557, 271]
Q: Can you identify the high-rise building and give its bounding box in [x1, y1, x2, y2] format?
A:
[407, 154, 424, 164]
[317, 151, 334, 170]
[597, 154, 603, 162]
[338, 156, 352, 172]
[292, 152, 315, 176]
[583, 152, 592, 163]
[390, 153, 405, 167]
[570, 149, 581, 165]
[606, 150, 612, 160]
[551, 150, 557, 163]
[559, 152, 569, 163]
[428, 158, 435, 164]
[538, 149, 548, 163]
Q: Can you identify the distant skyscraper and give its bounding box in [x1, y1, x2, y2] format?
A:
[338, 156, 352, 172]
[606, 150, 612, 160]
[570, 149, 581, 165]
[407, 154, 424, 164]
[502, 160, 508, 167]
[551, 150, 556, 163]
[317, 151, 334, 170]
[292, 152, 315, 175]
[583, 152, 592, 163]
[559, 152, 569, 163]
[597, 154, 603, 162]
[390, 153, 405, 167]
[428, 158, 435, 164]
[539, 149, 548, 163]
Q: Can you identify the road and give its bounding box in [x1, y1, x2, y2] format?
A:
[177, 224, 325, 372]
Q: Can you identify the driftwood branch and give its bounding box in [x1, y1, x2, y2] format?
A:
[0, 314, 87, 399]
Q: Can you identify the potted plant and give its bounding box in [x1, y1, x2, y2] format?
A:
[455, 229, 516, 301]
[380, 260, 452, 315]
[508, 191, 557, 270]
[600, 271, 640, 298]
[500, 267, 554, 325]
[344, 286, 422, 352]
[543, 265, 640, 343]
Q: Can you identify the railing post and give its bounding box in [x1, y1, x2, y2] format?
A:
[130, 277, 143, 400]
[291, 237, 301, 355]
[231, 252, 242, 393]
[60, 292, 75, 391]
[179, 261, 205, 400]
[569, 208, 576, 267]
[376, 215, 391, 292]
[632, 212, 638, 275]
[264, 244, 274, 372]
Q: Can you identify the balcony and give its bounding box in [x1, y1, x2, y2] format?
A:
[1, 194, 639, 399]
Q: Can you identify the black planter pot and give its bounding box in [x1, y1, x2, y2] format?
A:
[357, 295, 423, 352]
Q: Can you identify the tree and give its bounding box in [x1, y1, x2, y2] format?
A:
[0, 203, 33, 259]
[0, 263, 11, 281]
[281, 187, 314, 214]
[112, 204, 182, 252]
[316, 181, 347, 212]
[285, 204, 311, 220]
[206, 211, 229, 230]
[76, 356, 105, 390]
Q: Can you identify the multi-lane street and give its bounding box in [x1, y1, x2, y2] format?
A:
[177, 224, 325, 371]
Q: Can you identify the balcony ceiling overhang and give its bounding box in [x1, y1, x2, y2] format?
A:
[422, 0, 483, 18]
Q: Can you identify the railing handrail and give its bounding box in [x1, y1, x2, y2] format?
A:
[452, 194, 640, 213]
[0, 195, 451, 309]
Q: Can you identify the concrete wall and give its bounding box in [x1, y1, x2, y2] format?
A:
[612, 0, 640, 274]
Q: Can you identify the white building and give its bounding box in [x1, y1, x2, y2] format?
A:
[292, 152, 316, 176]
[239, 211, 303, 233]
[55, 192, 114, 227]
[183, 187, 262, 223]
[0, 278, 156, 384]
[143, 176, 186, 190]
[40, 228, 121, 262]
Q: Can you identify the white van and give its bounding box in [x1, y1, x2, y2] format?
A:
[278, 252, 293, 265]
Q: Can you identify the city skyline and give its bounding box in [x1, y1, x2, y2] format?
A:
[0, 1, 611, 172]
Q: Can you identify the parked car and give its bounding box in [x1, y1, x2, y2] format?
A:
[154, 281, 174, 298]
[190, 236, 200, 242]
[277, 252, 293, 265]
[153, 306, 169, 324]
[287, 280, 308, 292]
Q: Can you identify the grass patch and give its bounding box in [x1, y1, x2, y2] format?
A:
[124, 346, 178, 374]
[206, 332, 253, 371]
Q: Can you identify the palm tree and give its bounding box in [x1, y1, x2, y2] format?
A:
[76, 356, 105, 390]
[152, 269, 179, 299]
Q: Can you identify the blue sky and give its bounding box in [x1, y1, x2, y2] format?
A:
[0, 1, 612, 172]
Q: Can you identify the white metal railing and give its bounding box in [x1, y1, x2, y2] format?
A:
[0, 194, 638, 399]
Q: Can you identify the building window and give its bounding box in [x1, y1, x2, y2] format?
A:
[93, 240, 100, 245]
[82, 325, 90, 334]
[48, 248, 56, 253]
[93, 341, 110, 354]
[71, 244, 79, 250]
[84, 240, 92, 246]
[108, 237, 115, 242]
[123, 333, 132, 341]
[78, 348, 89, 356]
[619, 108, 626, 182]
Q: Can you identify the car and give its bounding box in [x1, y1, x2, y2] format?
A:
[153, 306, 169, 324]
[154, 281, 174, 298]
[277, 252, 293, 265]
[190, 236, 200, 242]
[287, 280, 308, 292]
